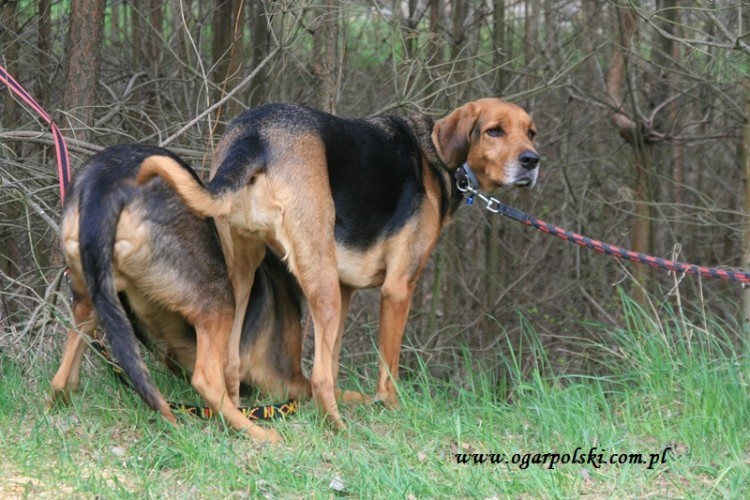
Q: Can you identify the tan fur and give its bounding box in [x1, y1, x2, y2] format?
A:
[137, 157, 232, 218]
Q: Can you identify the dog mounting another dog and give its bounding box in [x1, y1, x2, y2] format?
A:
[50, 144, 309, 443]
[136, 97, 540, 430]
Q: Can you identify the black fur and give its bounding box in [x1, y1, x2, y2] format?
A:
[240, 249, 302, 381]
[212, 104, 461, 249]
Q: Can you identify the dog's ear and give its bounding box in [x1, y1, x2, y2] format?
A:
[431, 102, 478, 169]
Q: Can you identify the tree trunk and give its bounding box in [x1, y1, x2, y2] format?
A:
[631, 146, 653, 305]
[667, 6, 685, 236]
[421, 0, 445, 335]
[147, 0, 164, 63]
[312, 0, 341, 114]
[523, 0, 539, 78]
[212, 0, 233, 101]
[605, 3, 652, 305]
[169, 0, 189, 66]
[249, 0, 272, 107]
[141, 0, 164, 139]
[492, 0, 508, 96]
[227, 0, 246, 118]
[403, 0, 418, 60]
[131, 0, 145, 66]
[1, 0, 19, 130]
[741, 77, 750, 330]
[449, 0, 467, 106]
[485, 0, 509, 328]
[61, 0, 106, 144]
[37, 0, 52, 103]
[0, 0, 20, 320]
[213, 0, 245, 124]
[653, 0, 682, 250]
[425, 0, 444, 105]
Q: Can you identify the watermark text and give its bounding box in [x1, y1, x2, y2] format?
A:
[454, 446, 672, 470]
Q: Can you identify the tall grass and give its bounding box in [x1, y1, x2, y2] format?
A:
[1, 289, 749, 497]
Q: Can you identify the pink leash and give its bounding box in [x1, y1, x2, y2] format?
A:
[0, 65, 71, 201]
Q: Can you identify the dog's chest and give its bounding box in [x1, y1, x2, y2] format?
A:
[335, 217, 434, 289]
[336, 243, 387, 288]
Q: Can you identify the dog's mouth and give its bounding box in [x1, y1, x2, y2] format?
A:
[513, 177, 533, 188]
[504, 164, 538, 189]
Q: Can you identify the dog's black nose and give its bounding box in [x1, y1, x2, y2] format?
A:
[519, 151, 539, 170]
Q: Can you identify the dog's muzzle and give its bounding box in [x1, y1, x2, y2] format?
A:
[512, 151, 540, 187]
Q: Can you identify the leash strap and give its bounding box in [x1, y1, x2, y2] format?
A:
[90, 339, 298, 421]
[169, 400, 299, 420]
[0, 65, 71, 201]
[456, 165, 750, 284]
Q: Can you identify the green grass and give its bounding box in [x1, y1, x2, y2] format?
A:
[2, 293, 749, 498]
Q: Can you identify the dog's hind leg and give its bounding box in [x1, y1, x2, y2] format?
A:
[224, 277, 249, 408]
[48, 296, 98, 406]
[304, 277, 344, 429]
[273, 208, 342, 426]
[218, 225, 266, 407]
[191, 310, 281, 443]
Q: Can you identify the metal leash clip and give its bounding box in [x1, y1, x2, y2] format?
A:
[454, 164, 480, 205]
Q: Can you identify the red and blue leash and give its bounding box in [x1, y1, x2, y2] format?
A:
[454, 165, 750, 285]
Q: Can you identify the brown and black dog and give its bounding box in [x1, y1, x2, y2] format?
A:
[49, 144, 309, 443]
[135, 98, 540, 428]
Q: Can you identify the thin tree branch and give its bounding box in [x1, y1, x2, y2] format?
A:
[159, 47, 280, 147]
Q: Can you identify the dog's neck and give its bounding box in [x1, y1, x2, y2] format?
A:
[405, 113, 466, 222]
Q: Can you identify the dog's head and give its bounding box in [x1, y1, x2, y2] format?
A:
[432, 98, 539, 191]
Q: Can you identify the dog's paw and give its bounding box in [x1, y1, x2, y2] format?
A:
[335, 389, 367, 405]
[264, 428, 283, 444]
[246, 426, 283, 444]
[367, 391, 400, 410]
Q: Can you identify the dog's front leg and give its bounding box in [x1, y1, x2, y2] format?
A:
[331, 285, 353, 382]
[372, 280, 416, 409]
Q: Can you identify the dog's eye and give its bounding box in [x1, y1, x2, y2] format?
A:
[528, 130, 536, 141]
[486, 128, 504, 138]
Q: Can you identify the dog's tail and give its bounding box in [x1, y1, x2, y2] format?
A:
[78, 164, 174, 423]
[135, 156, 231, 219]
